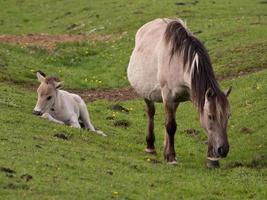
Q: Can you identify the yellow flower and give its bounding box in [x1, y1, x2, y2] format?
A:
[147, 158, 151, 162]
[112, 191, 119, 195]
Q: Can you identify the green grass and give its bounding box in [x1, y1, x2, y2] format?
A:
[0, 0, 267, 199]
[0, 0, 266, 89]
[0, 68, 267, 199]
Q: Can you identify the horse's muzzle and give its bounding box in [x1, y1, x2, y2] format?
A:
[217, 144, 229, 158]
[32, 110, 42, 116]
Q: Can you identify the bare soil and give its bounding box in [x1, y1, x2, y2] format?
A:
[0, 33, 126, 50]
[0, 34, 264, 101]
[70, 87, 139, 102]
[28, 66, 265, 102]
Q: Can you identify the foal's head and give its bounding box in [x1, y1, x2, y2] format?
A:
[199, 87, 232, 160]
[33, 71, 63, 116]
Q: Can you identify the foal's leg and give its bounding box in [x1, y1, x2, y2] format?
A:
[41, 113, 64, 124]
[144, 99, 156, 153]
[69, 116, 81, 129]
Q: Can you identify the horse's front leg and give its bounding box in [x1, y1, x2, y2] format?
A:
[162, 88, 179, 164]
[164, 102, 179, 164]
[144, 98, 156, 153]
[41, 113, 64, 124]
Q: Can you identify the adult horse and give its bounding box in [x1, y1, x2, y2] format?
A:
[127, 18, 231, 168]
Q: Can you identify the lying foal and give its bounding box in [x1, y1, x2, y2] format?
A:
[32, 71, 106, 136]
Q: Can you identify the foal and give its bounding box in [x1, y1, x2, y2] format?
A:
[128, 18, 231, 168]
[33, 71, 106, 136]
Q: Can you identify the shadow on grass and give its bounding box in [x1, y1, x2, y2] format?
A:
[226, 155, 267, 169]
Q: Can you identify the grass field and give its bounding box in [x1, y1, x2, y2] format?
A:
[0, 0, 266, 199]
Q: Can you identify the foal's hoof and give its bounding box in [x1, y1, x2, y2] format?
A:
[145, 148, 156, 154]
[206, 159, 220, 169]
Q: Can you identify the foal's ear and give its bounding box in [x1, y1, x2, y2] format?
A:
[36, 71, 45, 83]
[54, 81, 64, 89]
[205, 88, 215, 100]
[224, 86, 232, 97]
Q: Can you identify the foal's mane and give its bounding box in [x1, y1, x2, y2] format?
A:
[165, 19, 227, 114]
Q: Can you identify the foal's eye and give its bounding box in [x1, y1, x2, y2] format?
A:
[47, 96, 52, 101]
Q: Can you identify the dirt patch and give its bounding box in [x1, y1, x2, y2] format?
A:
[183, 128, 200, 137]
[20, 174, 33, 182]
[113, 119, 131, 128]
[54, 133, 69, 140]
[227, 155, 267, 169]
[26, 64, 264, 102]
[110, 104, 129, 113]
[106, 170, 114, 175]
[216, 67, 266, 81]
[70, 87, 139, 102]
[3, 183, 29, 190]
[0, 33, 126, 51]
[239, 127, 253, 134]
[0, 167, 16, 174]
[175, 1, 198, 6]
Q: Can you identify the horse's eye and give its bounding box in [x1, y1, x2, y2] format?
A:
[47, 96, 52, 101]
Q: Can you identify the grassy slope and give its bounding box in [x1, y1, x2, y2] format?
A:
[0, 0, 266, 89]
[0, 0, 266, 199]
[0, 68, 266, 199]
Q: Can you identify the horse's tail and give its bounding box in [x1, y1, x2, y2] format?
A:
[164, 19, 209, 69]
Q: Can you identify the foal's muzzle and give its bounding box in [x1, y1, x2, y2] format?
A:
[32, 110, 42, 116]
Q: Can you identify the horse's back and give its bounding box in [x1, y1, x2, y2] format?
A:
[127, 19, 170, 101]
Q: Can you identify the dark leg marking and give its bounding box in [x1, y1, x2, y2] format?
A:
[144, 98, 156, 153]
[164, 102, 178, 164]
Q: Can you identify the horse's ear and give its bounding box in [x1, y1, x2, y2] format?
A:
[36, 71, 45, 83]
[54, 81, 64, 89]
[205, 88, 215, 100]
[224, 86, 232, 97]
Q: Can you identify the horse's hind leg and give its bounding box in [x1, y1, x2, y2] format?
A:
[144, 98, 156, 153]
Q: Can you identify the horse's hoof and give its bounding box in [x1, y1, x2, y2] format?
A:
[167, 160, 178, 165]
[145, 148, 156, 154]
[206, 159, 220, 169]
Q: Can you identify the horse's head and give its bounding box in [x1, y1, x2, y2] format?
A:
[33, 71, 63, 116]
[200, 87, 232, 161]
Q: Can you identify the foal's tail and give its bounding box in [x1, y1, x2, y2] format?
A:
[164, 19, 209, 69]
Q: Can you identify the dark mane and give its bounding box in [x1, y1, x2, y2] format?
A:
[165, 19, 227, 113]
